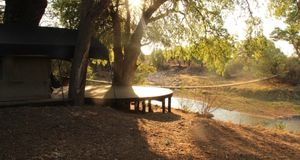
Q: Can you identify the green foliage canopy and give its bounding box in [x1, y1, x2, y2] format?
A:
[269, 0, 300, 57]
[271, 24, 300, 57]
[192, 37, 235, 75]
[51, 0, 268, 78]
[270, 0, 300, 23]
[144, 0, 234, 47]
[51, 0, 236, 64]
[238, 35, 286, 75]
[52, 0, 81, 29]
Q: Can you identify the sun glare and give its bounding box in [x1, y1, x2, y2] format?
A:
[141, 45, 153, 55]
[129, 0, 142, 9]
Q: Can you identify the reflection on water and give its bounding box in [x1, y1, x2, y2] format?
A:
[153, 97, 300, 133]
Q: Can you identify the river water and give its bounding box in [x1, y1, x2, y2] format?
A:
[153, 97, 300, 133]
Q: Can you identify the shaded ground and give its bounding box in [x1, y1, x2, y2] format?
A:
[147, 67, 300, 117]
[1, 105, 300, 159]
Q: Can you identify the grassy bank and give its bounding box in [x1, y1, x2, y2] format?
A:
[147, 68, 300, 117]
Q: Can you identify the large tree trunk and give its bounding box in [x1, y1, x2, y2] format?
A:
[111, 15, 144, 86]
[112, 41, 142, 86]
[111, 0, 167, 87]
[68, 0, 110, 106]
[4, 0, 47, 25]
[68, 0, 95, 106]
[109, 0, 167, 110]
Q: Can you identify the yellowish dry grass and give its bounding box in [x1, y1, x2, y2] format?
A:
[148, 69, 300, 117]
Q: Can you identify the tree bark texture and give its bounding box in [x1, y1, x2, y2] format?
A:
[4, 0, 47, 25]
[68, 0, 110, 106]
[112, 0, 167, 86]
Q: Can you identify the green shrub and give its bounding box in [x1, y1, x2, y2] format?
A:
[134, 63, 156, 84]
[224, 59, 244, 78]
[150, 50, 167, 70]
[280, 57, 300, 85]
[51, 60, 71, 77]
[255, 51, 287, 75]
[274, 121, 286, 130]
[86, 65, 95, 80]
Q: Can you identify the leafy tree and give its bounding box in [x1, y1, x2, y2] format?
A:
[134, 59, 156, 84]
[190, 37, 235, 75]
[109, 0, 171, 86]
[52, 0, 240, 86]
[269, 0, 300, 23]
[52, 0, 81, 29]
[271, 25, 300, 57]
[163, 46, 192, 67]
[150, 49, 167, 69]
[269, 0, 300, 83]
[52, 0, 262, 108]
[283, 57, 300, 85]
[238, 35, 286, 75]
[161, 36, 235, 76]
[269, 0, 300, 57]
[52, 0, 112, 45]
[55, 0, 169, 86]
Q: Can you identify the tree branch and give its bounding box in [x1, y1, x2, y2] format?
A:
[141, 41, 152, 46]
[130, 0, 168, 45]
[245, 0, 253, 18]
[149, 7, 175, 23]
[143, 0, 168, 24]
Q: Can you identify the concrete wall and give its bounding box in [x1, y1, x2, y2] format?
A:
[0, 57, 51, 101]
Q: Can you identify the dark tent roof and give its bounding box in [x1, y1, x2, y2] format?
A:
[0, 24, 109, 60]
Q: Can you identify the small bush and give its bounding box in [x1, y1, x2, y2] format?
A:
[134, 63, 156, 84]
[274, 121, 287, 130]
[86, 65, 95, 80]
[178, 89, 219, 118]
[224, 60, 244, 79]
[150, 50, 167, 70]
[197, 90, 218, 118]
[177, 97, 193, 113]
[51, 60, 71, 77]
[280, 57, 300, 85]
[255, 51, 287, 76]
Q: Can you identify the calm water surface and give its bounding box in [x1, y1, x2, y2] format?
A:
[153, 97, 300, 133]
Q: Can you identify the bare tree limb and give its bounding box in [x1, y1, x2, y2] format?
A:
[245, 0, 253, 18]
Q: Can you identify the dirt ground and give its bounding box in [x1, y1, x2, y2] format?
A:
[1, 105, 300, 160]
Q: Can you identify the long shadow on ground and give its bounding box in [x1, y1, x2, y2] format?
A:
[2, 105, 299, 159]
[190, 118, 300, 160]
[0, 105, 168, 160]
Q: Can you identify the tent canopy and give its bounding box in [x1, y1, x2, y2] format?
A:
[0, 24, 109, 60]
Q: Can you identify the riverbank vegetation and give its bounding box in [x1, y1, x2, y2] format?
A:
[131, 29, 300, 118]
[145, 67, 300, 118]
